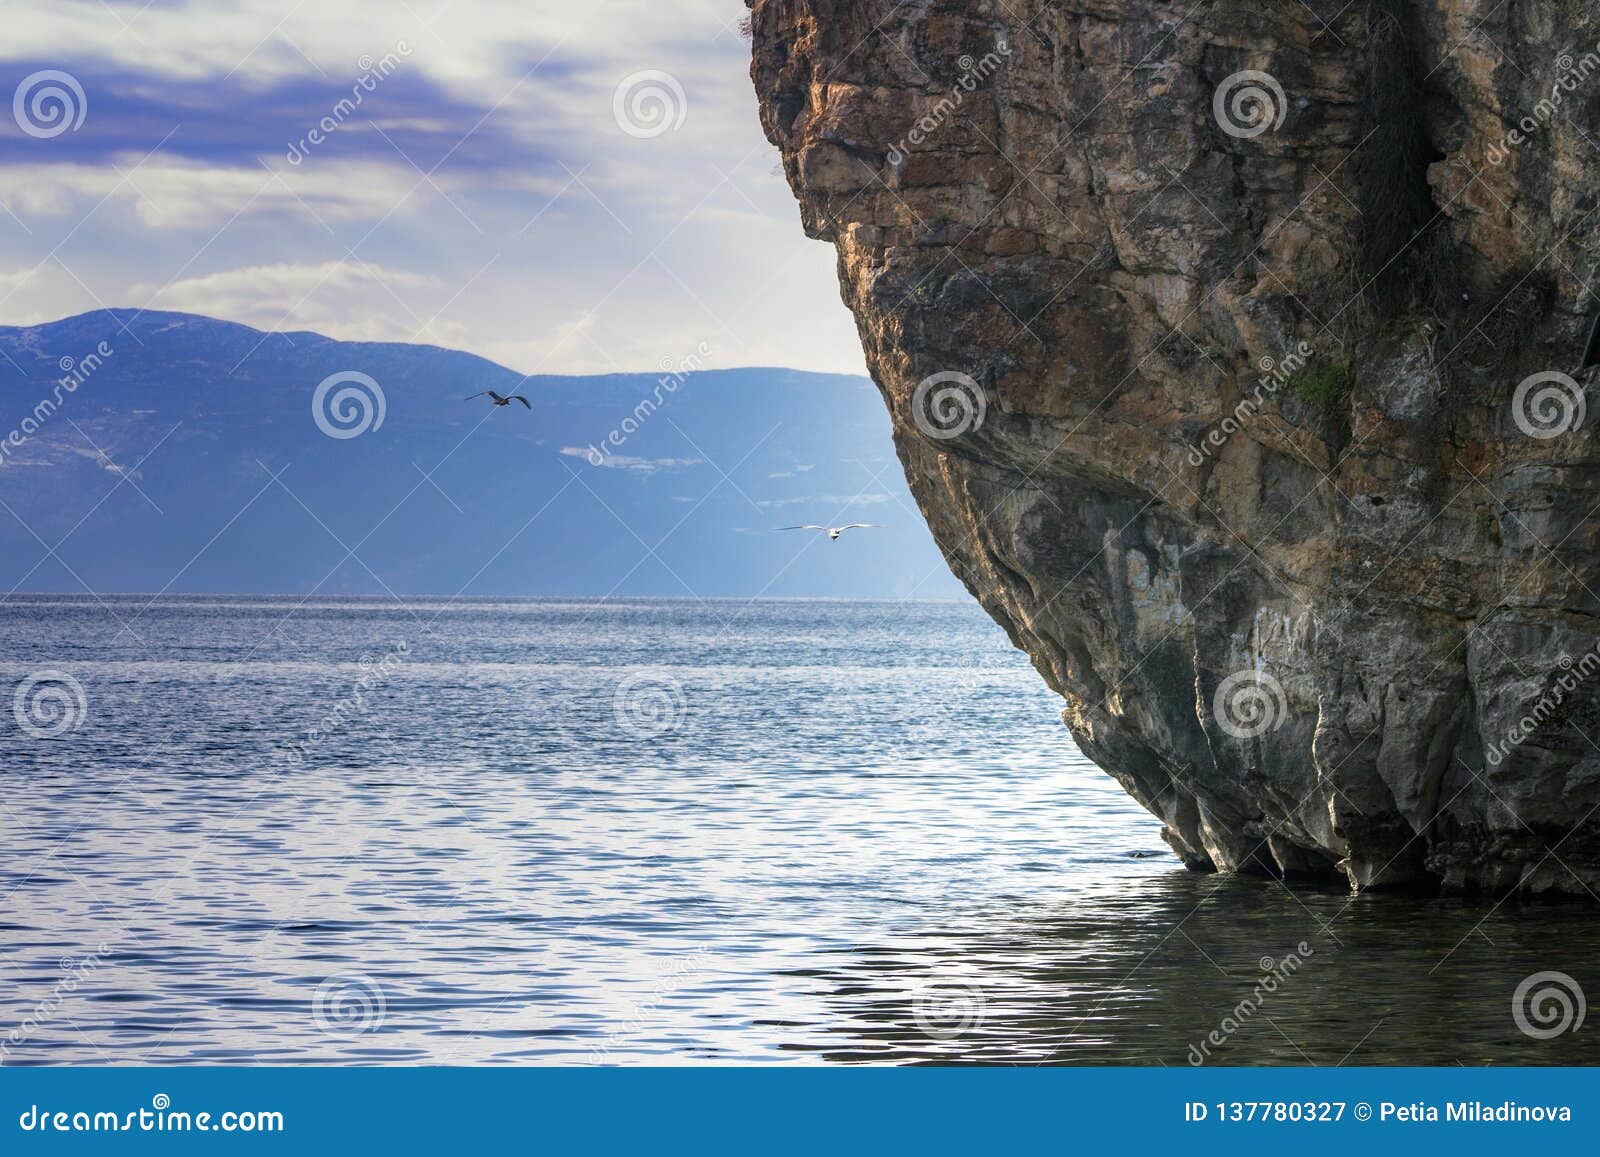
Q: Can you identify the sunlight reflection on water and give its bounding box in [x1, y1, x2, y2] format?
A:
[1, 597, 1595, 1066]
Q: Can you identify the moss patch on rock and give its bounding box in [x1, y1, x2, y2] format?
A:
[1289, 363, 1354, 412]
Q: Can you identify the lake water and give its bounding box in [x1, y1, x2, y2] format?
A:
[1, 596, 1595, 1065]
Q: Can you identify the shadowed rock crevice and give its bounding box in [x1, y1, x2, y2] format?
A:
[1357, 0, 1449, 309]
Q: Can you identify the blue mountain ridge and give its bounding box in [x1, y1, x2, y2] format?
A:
[0, 310, 961, 598]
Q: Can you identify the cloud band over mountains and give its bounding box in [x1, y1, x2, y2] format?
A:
[0, 1, 864, 376]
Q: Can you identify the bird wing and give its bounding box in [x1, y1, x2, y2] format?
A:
[777, 525, 828, 531]
[836, 523, 882, 531]
[463, 391, 491, 400]
[511, 395, 532, 409]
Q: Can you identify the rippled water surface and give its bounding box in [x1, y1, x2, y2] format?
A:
[2, 596, 1596, 1065]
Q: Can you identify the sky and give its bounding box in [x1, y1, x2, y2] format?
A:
[0, 0, 869, 377]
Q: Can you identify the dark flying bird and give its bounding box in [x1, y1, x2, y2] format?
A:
[466, 389, 532, 409]
[778, 523, 883, 541]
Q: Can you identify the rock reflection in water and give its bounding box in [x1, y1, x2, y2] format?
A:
[783, 875, 1600, 1066]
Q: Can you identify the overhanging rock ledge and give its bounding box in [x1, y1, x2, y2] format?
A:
[750, 0, 1600, 894]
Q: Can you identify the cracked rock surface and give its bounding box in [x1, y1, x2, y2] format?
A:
[750, 0, 1600, 894]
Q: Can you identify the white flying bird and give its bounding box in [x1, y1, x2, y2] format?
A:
[465, 389, 531, 410]
[778, 523, 884, 541]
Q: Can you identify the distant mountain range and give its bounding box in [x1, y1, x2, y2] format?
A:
[0, 310, 961, 598]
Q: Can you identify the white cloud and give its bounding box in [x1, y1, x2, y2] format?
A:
[559, 447, 704, 474]
[0, 264, 113, 328]
[0, 1, 746, 91]
[0, 1, 872, 376]
[756, 494, 894, 509]
[129, 260, 466, 346]
[0, 157, 444, 228]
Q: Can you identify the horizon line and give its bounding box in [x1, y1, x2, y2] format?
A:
[0, 591, 968, 604]
[0, 307, 874, 382]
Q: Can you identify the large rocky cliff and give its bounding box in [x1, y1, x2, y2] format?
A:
[749, 0, 1600, 894]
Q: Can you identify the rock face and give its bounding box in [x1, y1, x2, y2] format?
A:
[749, 0, 1600, 894]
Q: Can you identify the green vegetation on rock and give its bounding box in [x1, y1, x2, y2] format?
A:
[1289, 363, 1354, 412]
